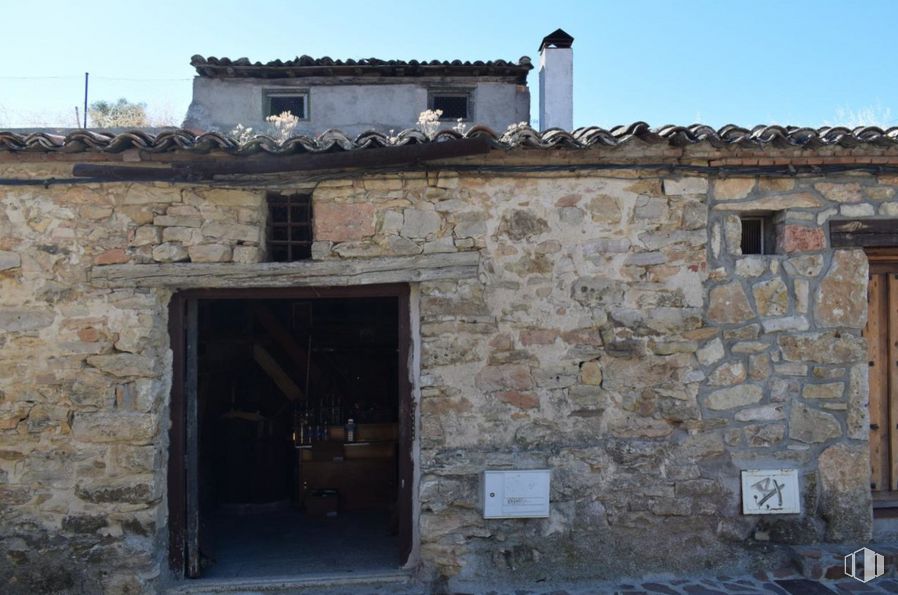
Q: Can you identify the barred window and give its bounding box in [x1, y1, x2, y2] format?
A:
[267, 193, 312, 262]
[740, 215, 775, 255]
[430, 93, 470, 120]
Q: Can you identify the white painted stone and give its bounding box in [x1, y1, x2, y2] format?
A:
[761, 316, 809, 333]
[735, 257, 767, 278]
[840, 203, 875, 217]
[663, 177, 708, 196]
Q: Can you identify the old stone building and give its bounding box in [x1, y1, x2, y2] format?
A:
[0, 122, 896, 593]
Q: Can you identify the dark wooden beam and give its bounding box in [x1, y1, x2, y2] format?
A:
[831, 219, 898, 248]
[89, 252, 480, 289]
[72, 137, 492, 180]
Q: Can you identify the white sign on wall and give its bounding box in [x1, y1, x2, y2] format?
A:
[482, 470, 551, 519]
[741, 469, 800, 515]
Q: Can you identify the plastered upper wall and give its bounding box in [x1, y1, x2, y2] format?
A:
[183, 77, 531, 136]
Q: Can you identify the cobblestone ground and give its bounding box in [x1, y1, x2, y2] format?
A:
[285, 571, 898, 595]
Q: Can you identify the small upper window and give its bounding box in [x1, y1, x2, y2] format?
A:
[430, 94, 469, 120]
[267, 193, 312, 262]
[740, 216, 774, 255]
[265, 92, 307, 119]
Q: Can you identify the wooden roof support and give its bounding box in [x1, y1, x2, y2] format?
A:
[71, 137, 492, 181]
[252, 343, 303, 401]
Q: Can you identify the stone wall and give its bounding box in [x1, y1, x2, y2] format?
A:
[0, 157, 892, 591]
[309, 170, 882, 587]
[0, 164, 268, 593]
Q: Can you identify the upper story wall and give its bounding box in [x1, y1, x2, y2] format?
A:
[183, 77, 531, 137]
[183, 55, 533, 136]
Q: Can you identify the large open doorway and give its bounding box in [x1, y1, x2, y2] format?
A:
[168, 286, 413, 580]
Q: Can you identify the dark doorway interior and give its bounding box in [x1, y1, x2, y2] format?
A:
[194, 297, 401, 578]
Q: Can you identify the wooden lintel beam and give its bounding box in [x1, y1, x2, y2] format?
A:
[89, 252, 480, 289]
[252, 343, 303, 401]
[831, 218, 898, 248]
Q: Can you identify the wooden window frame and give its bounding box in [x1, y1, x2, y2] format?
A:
[263, 89, 310, 121]
[267, 192, 313, 262]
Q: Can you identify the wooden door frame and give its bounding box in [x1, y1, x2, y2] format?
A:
[167, 284, 414, 576]
[866, 249, 898, 504]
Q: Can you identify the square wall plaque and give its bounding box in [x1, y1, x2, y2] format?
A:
[741, 469, 800, 515]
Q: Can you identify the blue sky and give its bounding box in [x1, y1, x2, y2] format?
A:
[1, 0, 895, 130]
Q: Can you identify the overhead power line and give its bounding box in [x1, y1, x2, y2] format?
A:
[0, 75, 192, 82]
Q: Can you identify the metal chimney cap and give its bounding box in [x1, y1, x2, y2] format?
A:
[539, 29, 574, 51]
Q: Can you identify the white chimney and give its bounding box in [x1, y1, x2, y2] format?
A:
[538, 29, 574, 131]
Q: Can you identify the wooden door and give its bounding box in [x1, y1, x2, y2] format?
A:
[867, 269, 898, 495]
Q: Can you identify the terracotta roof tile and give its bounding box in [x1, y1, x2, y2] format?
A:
[2, 123, 898, 155]
[190, 55, 533, 83]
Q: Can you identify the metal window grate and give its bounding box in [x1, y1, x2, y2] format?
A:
[740, 217, 765, 254]
[431, 95, 468, 120]
[268, 95, 305, 119]
[267, 193, 312, 262]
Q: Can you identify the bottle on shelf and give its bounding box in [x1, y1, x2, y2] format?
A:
[345, 418, 356, 443]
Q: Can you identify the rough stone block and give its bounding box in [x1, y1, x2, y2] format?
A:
[696, 338, 724, 366]
[762, 316, 809, 333]
[95, 248, 129, 265]
[778, 332, 866, 364]
[232, 245, 262, 263]
[752, 278, 789, 317]
[153, 215, 202, 228]
[814, 182, 863, 203]
[735, 257, 767, 277]
[496, 391, 539, 409]
[402, 209, 441, 239]
[818, 443, 872, 541]
[814, 250, 868, 329]
[713, 192, 821, 211]
[188, 244, 232, 263]
[714, 178, 756, 200]
[783, 255, 824, 277]
[130, 226, 160, 247]
[706, 384, 763, 410]
[0, 250, 22, 271]
[86, 354, 157, 377]
[707, 282, 754, 323]
[735, 404, 784, 422]
[200, 222, 260, 243]
[162, 226, 203, 245]
[0, 308, 55, 332]
[789, 404, 841, 443]
[475, 364, 532, 392]
[151, 243, 189, 263]
[314, 202, 376, 241]
[777, 225, 825, 253]
[708, 361, 746, 386]
[802, 382, 844, 400]
[663, 177, 708, 195]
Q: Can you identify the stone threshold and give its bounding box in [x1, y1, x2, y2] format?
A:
[164, 569, 414, 594]
[90, 251, 480, 289]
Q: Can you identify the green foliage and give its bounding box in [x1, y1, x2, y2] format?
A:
[88, 98, 148, 128]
